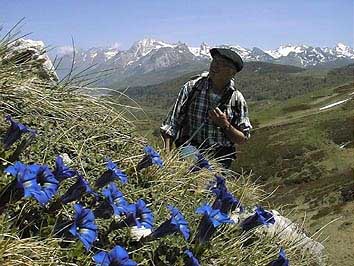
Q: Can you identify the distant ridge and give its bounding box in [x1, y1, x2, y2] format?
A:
[51, 38, 354, 87]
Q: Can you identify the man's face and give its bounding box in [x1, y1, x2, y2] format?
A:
[209, 55, 237, 81]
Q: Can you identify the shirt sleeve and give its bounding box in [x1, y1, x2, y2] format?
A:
[232, 91, 252, 140]
[160, 80, 193, 139]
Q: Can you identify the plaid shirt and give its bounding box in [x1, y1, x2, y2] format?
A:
[161, 72, 252, 148]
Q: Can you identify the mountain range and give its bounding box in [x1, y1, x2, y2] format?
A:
[52, 39, 354, 87]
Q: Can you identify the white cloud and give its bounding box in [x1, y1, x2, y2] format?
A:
[57, 45, 75, 55]
[110, 42, 122, 49]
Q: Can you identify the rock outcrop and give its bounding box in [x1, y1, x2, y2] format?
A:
[4, 39, 58, 82]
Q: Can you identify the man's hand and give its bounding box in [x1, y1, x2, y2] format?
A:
[161, 133, 173, 152]
[208, 107, 246, 144]
[208, 107, 230, 129]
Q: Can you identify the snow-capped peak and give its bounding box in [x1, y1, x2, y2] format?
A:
[226, 45, 253, 59]
[336, 42, 349, 50]
[189, 42, 211, 57]
[228, 45, 249, 52]
[130, 38, 176, 58]
[334, 42, 354, 58]
[138, 38, 175, 48]
[53, 38, 354, 77]
[265, 44, 309, 59]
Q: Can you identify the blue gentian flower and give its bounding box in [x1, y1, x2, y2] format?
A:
[152, 205, 190, 240]
[3, 115, 35, 149]
[136, 145, 163, 170]
[195, 204, 234, 244]
[144, 146, 163, 167]
[241, 206, 275, 231]
[196, 204, 234, 228]
[33, 165, 59, 206]
[93, 245, 137, 266]
[102, 182, 128, 217]
[61, 174, 94, 204]
[190, 153, 212, 172]
[95, 160, 127, 188]
[124, 199, 154, 229]
[184, 250, 200, 266]
[106, 160, 128, 184]
[269, 248, 289, 266]
[69, 204, 97, 251]
[1, 162, 30, 208]
[53, 155, 77, 182]
[208, 175, 243, 214]
[168, 205, 190, 240]
[5, 161, 40, 197]
[3, 162, 39, 207]
[212, 187, 243, 214]
[6, 162, 59, 206]
[209, 175, 227, 192]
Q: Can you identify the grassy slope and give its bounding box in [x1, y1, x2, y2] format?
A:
[234, 82, 354, 265]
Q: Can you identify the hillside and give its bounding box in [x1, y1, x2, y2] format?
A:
[108, 60, 208, 88]
[234, 82, 354, 265]
[111, 62, 353, 113]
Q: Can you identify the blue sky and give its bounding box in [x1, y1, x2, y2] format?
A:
[1, 0, 353, 50]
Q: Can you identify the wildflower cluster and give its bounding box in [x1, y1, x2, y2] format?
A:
[0, 114, 313, 265]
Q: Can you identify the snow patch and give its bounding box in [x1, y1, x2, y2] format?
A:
[266, 44, 307, 58]
[319, 98, 351, 110]
[104, 50, 118, 60]
[90, 52, 98, 59]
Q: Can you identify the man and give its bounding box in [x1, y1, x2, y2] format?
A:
[160, 48, 252, 168]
